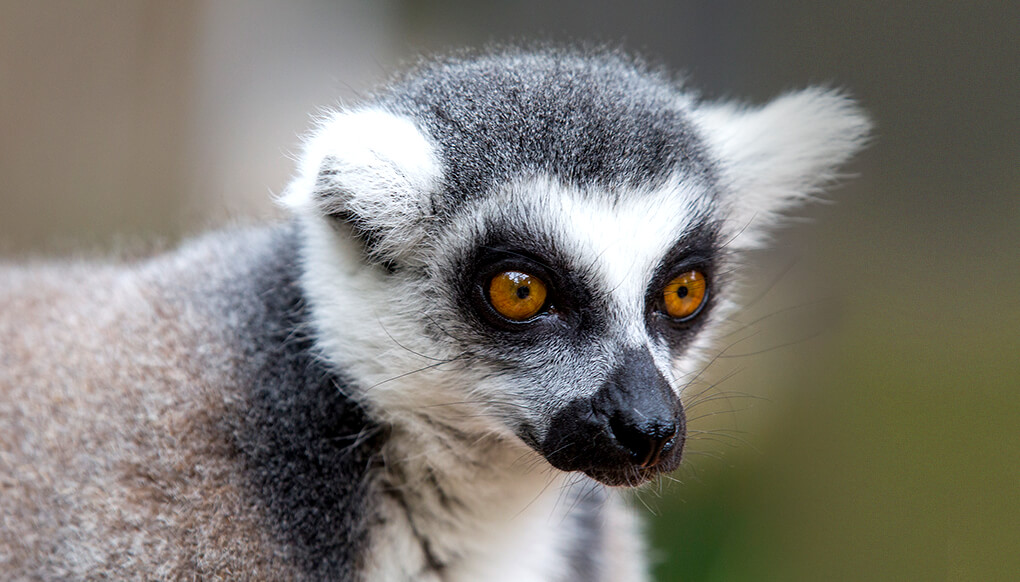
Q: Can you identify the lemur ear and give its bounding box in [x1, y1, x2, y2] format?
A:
[281, 108, 442, 261]
[694, 88, 871, 249]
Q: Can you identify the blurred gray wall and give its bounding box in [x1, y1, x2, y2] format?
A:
[1, 1, 200, 252]
[0, 0, 401, 252]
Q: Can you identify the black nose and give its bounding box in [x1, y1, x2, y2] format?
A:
[537, 348, 687, 486]
[595, 348, 684, 468]
[609, 415, 679, 468]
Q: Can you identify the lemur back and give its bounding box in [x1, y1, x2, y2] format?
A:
[1, 227, 379, 578]
[0, 49, 868, 581]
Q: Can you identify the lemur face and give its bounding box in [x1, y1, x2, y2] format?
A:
[284, 51, 869, 487]
[419, 177, 723, 486]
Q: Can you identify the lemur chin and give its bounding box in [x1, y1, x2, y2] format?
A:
[0, 48, 869, 581]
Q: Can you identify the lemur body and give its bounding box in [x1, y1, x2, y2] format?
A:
[0, 50, 868, 580]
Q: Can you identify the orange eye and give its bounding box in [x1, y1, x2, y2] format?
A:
[663, 271, 707, 320]
[488, 271, 548, 321]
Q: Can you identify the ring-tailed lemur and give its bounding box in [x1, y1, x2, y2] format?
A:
[0, 49, 868, 580]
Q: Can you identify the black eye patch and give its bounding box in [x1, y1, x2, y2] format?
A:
[644, 221, 722, 343]
[452, 222, 611, 342]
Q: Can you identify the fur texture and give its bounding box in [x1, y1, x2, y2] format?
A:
[1, 226, 380, 579]
[1, 48, 868, 580]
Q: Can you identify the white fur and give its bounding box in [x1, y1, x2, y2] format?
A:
[283, 108, 443, 263]
[694, 88, 871, 249]
[363, 448, 575, 582]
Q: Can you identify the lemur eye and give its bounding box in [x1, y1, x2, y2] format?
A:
[662, 271, 708, 320]
[488, 271, 548, 321]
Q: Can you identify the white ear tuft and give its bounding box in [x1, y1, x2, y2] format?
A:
[280, 108, 442, 258]
[695, 88, 871, 248]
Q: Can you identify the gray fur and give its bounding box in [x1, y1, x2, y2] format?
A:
[203, 225, 382, 578]
[379, 49, 714, 204]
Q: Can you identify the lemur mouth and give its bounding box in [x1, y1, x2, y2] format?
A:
[575, 429, 685, 487]
[584, 462, 676, 488]
[536, 398, 686, 488]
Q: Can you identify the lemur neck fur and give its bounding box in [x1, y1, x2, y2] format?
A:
[297, 217, 574, 568]
[375, 409, 573, 580]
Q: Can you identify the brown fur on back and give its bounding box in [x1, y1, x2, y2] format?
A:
[1, 246, 294, 579]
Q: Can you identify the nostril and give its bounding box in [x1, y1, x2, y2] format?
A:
[609, 416, 678, 469]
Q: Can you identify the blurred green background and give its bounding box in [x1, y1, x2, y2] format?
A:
[2, 2, 1016, 580]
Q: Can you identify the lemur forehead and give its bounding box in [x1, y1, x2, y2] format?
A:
[375, 50, 715, 205]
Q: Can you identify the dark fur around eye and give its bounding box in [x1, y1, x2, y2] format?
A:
[472, 254, 559, 329]
[453, 227, 609, 341]
[644, 221, 722, 344]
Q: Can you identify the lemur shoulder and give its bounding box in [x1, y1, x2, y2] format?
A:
[0, 48, 868, 581]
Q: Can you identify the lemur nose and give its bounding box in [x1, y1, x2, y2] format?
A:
[592, 348, 685, 469]
[609, 416, 679, 468]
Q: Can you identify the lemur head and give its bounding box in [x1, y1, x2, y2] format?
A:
[283, 49, 869, 487]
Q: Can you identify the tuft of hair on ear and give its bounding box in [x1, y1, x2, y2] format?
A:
[694, 88, 872, 249]
[279, 107, 443, 264]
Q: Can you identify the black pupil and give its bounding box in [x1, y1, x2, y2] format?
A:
[516, 285, 531, 299]
[676, 286, 689, 298]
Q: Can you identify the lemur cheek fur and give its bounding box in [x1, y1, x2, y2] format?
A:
[2, 48, 869, 580]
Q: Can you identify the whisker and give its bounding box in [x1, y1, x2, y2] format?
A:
[362, 356, 464, 393]
[686, 392, 768, 411]
[684, 407, 757, 423]
[683, 366, 745, 408]
[717, 329, 825, 358]
[376, 315, 459, 363]
[736, 254, 800, 310]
